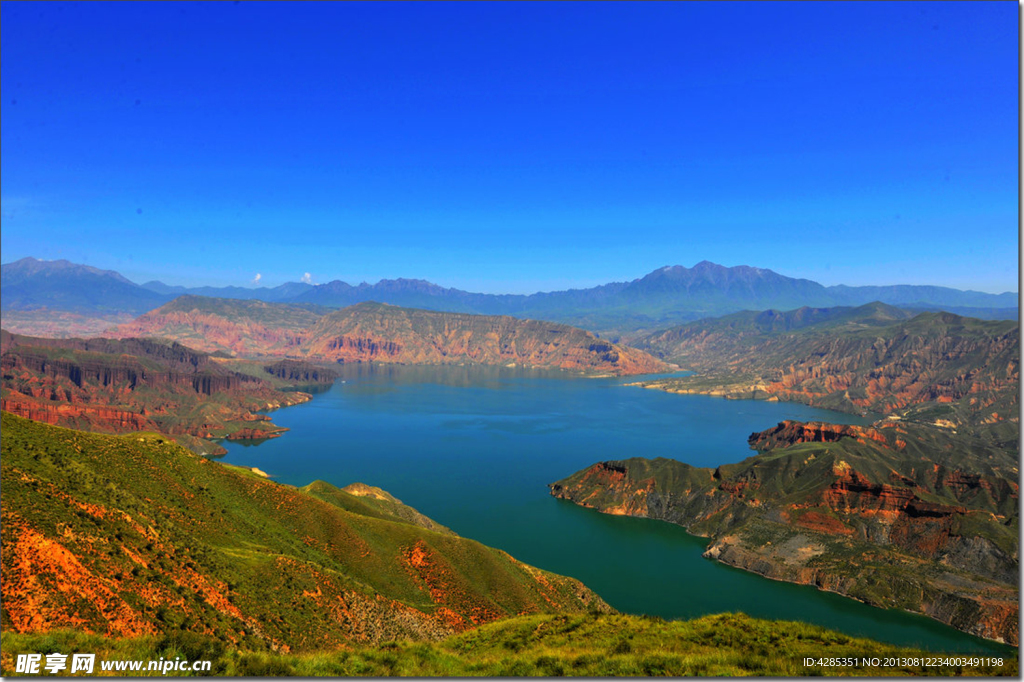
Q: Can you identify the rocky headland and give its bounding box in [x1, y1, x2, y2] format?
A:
[550, 419, 1019, 645]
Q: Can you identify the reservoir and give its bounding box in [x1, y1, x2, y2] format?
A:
[219, 364, 1009, 653]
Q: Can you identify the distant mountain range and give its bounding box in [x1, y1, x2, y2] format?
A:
[1, 258, 167, 315]
[2, 257, 1017, 333]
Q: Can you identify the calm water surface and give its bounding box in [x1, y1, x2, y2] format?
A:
[220, 364, 1008, 653]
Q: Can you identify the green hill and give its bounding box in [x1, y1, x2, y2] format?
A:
[1, 413, 609, 653]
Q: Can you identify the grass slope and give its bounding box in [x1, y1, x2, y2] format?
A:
[1, 413, 608, 653]
[1, 612, 1016, 677]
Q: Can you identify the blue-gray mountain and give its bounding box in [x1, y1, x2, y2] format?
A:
[2, 257, 1017, 334]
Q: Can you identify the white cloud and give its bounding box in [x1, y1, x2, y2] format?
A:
[252, 272, 262, 285]
[301, 272, 313, 284]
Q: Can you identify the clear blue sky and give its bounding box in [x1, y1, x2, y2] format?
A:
[1, 2, 1018, 294]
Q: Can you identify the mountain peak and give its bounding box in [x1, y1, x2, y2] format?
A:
[691, 260, 725, 271]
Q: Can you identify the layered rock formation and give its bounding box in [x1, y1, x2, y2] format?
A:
[108, 295, 324, 357]
[263, 359, 339, 386]
[301, 303, 668, 374]
[109, 297, 670, 376]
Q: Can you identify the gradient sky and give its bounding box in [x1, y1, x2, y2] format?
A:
[1, 2, 1018, 294]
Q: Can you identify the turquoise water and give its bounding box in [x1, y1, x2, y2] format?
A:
[219, 364, 1009, 653]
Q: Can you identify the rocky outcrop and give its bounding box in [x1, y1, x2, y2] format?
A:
[748, 420, 888, 449]
[223, 427, 287, 441]
[301, 303, 669, 375]
[701, 534, 1018, 645]
[0, 397, 156, 432]
[3, 350, 260, 396]
[106, 295, 324, 357]
[321, 335, 403, 361]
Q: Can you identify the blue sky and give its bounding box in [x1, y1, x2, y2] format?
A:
[1, 2, 1018, 294]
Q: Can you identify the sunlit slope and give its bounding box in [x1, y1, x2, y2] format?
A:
[301, 302, 669, 374]
[107, 295, 329, 356]
[1, 413, 609, 652]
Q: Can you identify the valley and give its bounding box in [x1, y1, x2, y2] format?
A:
[0, 260, 1017, 674]
[203, 364, 1013, 654]
[3, 3, 1016, 675]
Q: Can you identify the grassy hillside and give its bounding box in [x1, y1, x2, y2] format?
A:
[1, 413, 609, 653]
[2, 612, 1016, 677]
